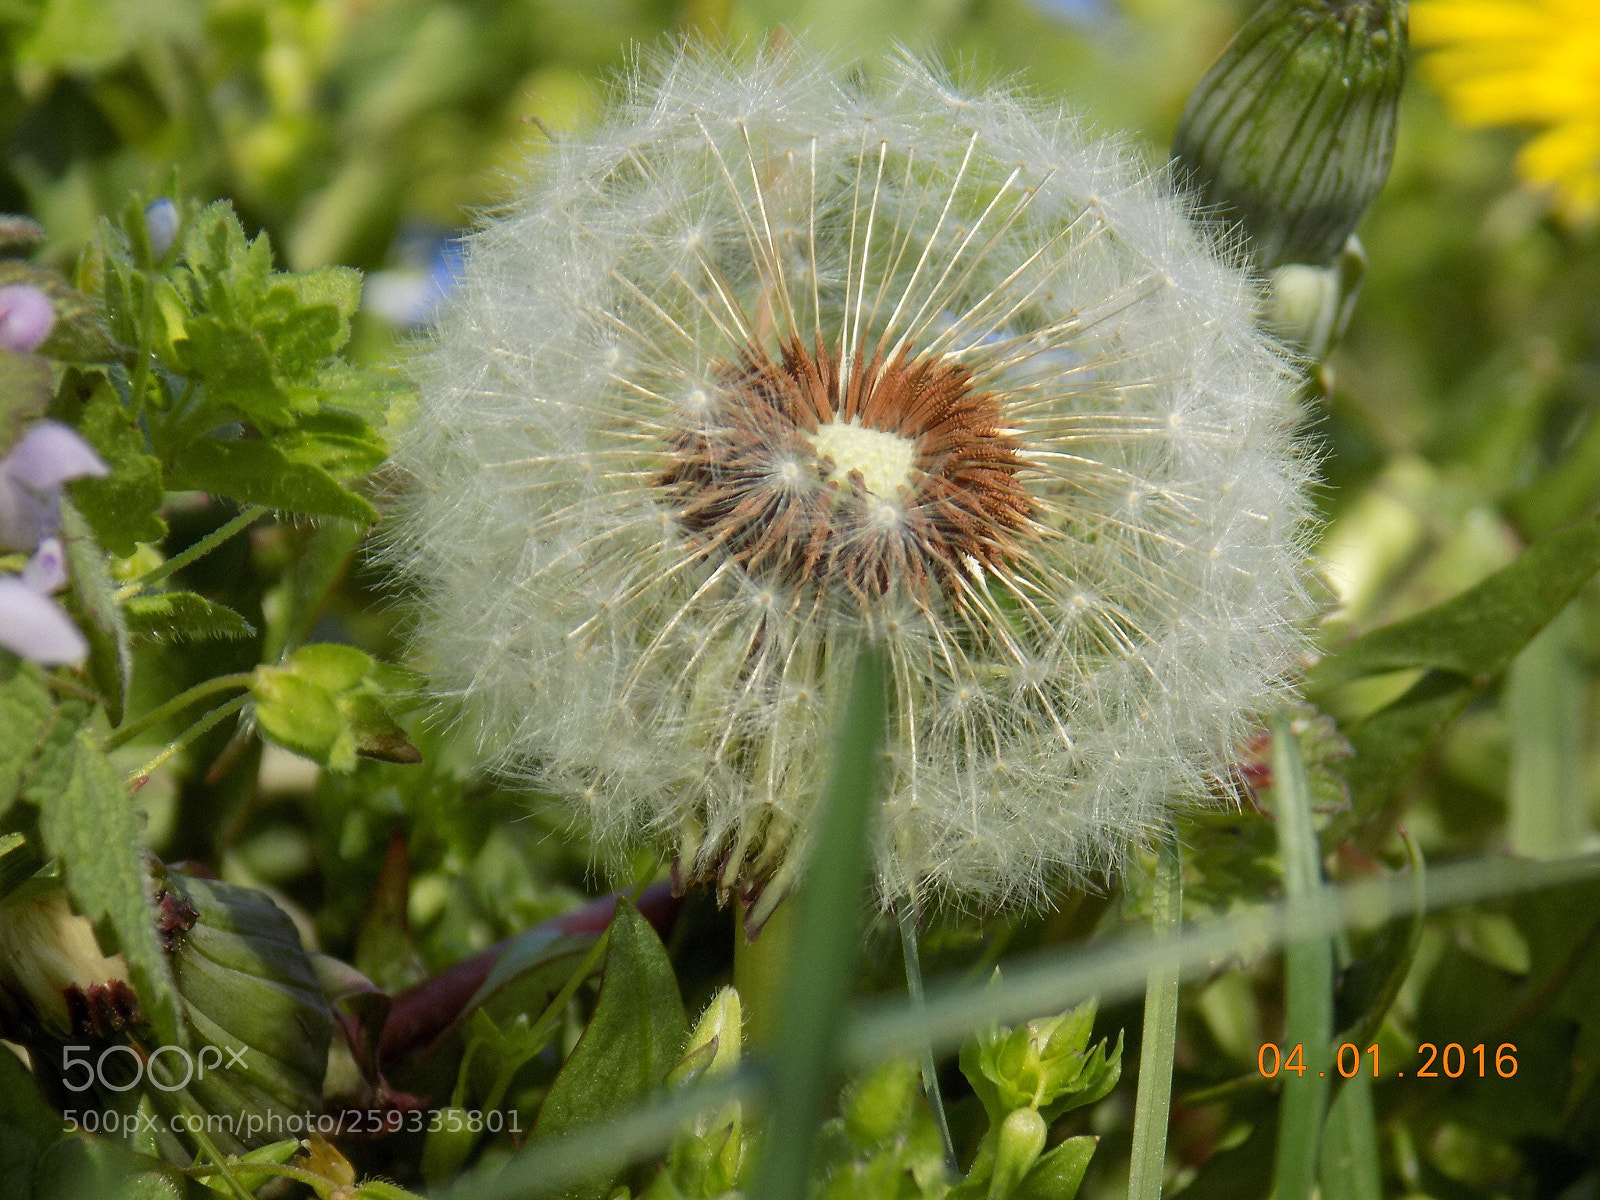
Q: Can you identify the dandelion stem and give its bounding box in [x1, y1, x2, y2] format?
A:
[895, 891, 957, 1170]
[1127, 830, 1183, 1200]
[734, 895, 796, 1050]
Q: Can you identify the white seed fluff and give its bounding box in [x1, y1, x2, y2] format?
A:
[385, 43, 1314, 912]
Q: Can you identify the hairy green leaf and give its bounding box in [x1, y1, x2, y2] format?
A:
[0, 656, 54, 814]
[56, 373, 166, 556]
[24, 729, 178, 1044]
[124, 592, 254, 642]
[167, 438, 376, 524]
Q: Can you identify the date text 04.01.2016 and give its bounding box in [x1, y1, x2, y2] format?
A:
[1256, 1042, 1518, 1080]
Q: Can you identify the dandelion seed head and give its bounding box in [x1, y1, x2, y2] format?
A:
[385, 42, 1315, 911]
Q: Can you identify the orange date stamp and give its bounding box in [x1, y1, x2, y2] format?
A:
[1256, 1042, 1518, 1080]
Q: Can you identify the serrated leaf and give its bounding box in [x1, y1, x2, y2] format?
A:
[124, 592, 254, 642]
[172, 317, 299, 428]
[0, 655, 54, 814]
[1310, 513, 1600, 690]
[23, 729, 178, 1045]
[167, 438, 376, 524]
[58, 501, 130, 725]
[55, 373, 166, 557]
[275, 424, 388, 480]
[535, 902, 689, 1195]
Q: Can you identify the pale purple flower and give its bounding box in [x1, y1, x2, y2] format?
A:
[144, 198, 179, 261]
[0, 539, 87, 666]
[0, 285, 55, 354]
[0, 421, 108, 552]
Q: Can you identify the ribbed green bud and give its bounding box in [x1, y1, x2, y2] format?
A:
[1173, 0, 1407, 268]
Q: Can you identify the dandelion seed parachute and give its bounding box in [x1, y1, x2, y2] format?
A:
[385, 42, 1314, 914]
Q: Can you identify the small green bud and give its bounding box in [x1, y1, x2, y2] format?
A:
[989, 1108, 1048, 1200]
[667, 985, 742, 1087]
[1173, 0, 1407, 268]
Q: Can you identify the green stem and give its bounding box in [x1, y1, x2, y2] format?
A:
[117, 505, 269, 600]
[1127, 831, 1183, 1200]
[177, 1098, 254, 1200]
[125, 694, 248, 785]
[895, 892, 957, 1170]
[734, 893, 797, 1050]
[104, 672, 253, 750]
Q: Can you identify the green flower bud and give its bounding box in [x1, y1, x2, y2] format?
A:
[1173, 0, 1407, 268]
[989, 1108, 1048, 1200]
[960, 999, 1124, 1124]
[149, 869, 335, 1152]
[667, 985, 742, 1088]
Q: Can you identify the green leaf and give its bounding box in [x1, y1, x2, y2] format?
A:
[535, 902, 690, 1192]
[1014, 1135, 1097, 1200]
[58, 501, 131, 725]
[124, 592, 255, 642]
[1329, 671, 1477, 839]
[171, 315, 301, 428]
[24, 728, 178, 1044]
[56, 373, 166, 557]
[167, 438, 377, 524]
[261, 518, 365, 660]
[1309, 513, 1600, 690]
[0, 1039, 65, 1200]
[0, 656, 54, 814]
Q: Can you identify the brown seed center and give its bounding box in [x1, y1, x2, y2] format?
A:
[659, 336, 1034, 608]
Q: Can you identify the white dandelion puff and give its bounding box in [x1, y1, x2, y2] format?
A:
[384, 42, 1315, 916]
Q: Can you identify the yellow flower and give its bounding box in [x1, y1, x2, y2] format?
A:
[1413, 0, 1600, 222]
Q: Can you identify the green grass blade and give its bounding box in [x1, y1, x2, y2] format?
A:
[751, 643, 888, 1200]
[1127, 832, 1183, 1200]
[844, 851, 1600, 1065]
[1271, 710, 1335, 1200]
[1319, 1070, 1382, 1200]
[1507, 602, 1588, 858]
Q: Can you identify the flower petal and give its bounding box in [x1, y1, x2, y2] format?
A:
[0, 284, 55, 355]
[0, 577, 88, 666]
[4, 421, 109, 490]
[22, 537, 68, 594]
